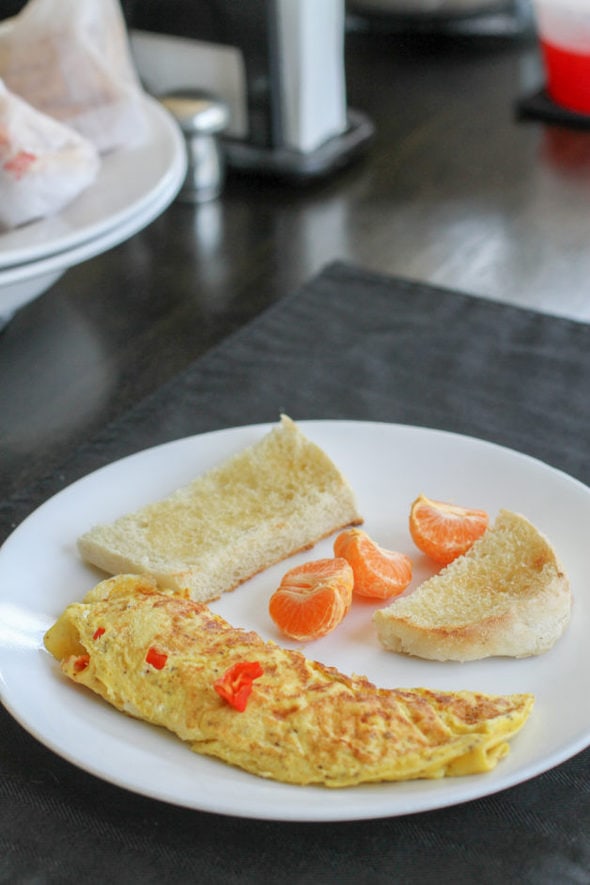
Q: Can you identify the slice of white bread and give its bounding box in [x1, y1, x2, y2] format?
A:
[373, 510, 571, 661]
[78, 415, 363, 602]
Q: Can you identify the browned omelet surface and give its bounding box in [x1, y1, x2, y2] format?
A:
[44, 574, 534, 787]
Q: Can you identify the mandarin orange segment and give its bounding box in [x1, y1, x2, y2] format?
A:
[409, 494, 489, 565]
[268, 557, 353, 641]
[333, 528, 412, 600]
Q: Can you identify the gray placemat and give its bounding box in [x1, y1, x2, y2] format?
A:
[2, 262, 589, 884]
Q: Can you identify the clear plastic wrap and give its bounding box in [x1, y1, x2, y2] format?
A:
[0, 78, 100, 229]
[0, 0, 147, 153]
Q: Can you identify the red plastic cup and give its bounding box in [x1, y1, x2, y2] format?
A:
[532, 0, 590, 115]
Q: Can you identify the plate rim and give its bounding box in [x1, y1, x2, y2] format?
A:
[0, 418, 588, 822]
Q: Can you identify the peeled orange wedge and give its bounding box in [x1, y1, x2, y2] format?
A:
[333, 528, 412, 600]
[268, 558, 354, 641]
[409, 494, 489, 565]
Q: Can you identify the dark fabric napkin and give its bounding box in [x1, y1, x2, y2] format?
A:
[2, 262, 590, 884]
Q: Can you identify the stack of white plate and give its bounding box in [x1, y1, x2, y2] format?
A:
[0, 97, 187, 329]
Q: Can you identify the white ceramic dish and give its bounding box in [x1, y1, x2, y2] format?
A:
[0, 420, 588, 822]
[0, 97, 185, 270]
[0, 269, 65, 327]
[0, 99, 186, 326]
[0, 155, 186, 326]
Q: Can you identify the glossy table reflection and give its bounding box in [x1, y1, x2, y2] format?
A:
[2, 27, 590, 498]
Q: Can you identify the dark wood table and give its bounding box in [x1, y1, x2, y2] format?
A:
[2, 25, 589, 494]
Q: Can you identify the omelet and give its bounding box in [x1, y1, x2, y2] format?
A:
[44, 574, 534, 788]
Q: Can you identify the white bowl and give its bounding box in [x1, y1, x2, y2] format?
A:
[0, 97, 187, 328]
[0, 147, 186, 328]
[0, 271, 64, 328]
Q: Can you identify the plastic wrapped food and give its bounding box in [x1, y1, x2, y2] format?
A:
[0, 0, 147, 153]
[0, 78, 100, 229]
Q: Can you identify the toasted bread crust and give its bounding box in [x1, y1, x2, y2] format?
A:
[374, 510, 571, 661]
[78, 416, 363, 602]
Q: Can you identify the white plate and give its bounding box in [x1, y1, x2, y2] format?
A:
[0, 97, 185, 270]
[0, 149, 185, 319]
[0, 420, 588, 822]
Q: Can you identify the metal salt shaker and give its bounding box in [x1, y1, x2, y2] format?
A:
[161, 90, 229, 203]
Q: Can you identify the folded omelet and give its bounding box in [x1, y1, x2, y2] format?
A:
[44, 575, 534, 787]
